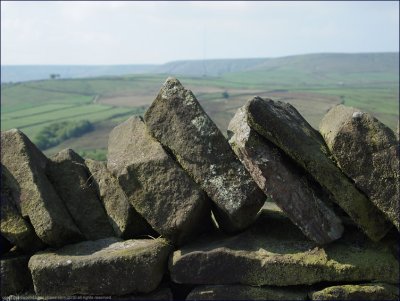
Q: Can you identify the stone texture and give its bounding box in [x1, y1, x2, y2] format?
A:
[0, 129, 83, 247]
[144, 77, 265, 232]
[228, 105, 343, 244]
[1, 165, 45, 253]
[29, 237, 172, 296]
[320, 104, 399, 230]
[1, 251, 33, 297]
[186, 285, 307, 300]
[246, 97, 391, 241]
[169, 207, 399, 286]
[112, 285, 173, 300]
[309, 283, 399, 300]
[46, 149, 115, 240]
[108, 116, 211, 245]
[85, 159, 154, 239]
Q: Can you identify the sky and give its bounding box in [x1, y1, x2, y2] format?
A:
[1, 1, 399, 65]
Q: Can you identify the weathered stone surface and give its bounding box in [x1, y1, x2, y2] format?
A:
[144, 78, 265, 232]
[228, 105, 343, 244]
[85, 159, 154, 239]
[320, 105, 399, 231]
[0, 129, 83, 247]
[108, 116, 211, 245]
[29, 237, 172, 296]
[309, 283, 399, 300]
[1, 251, 32, 297]
[246, 97, 391, 241]
[47, 149, 115, 240]
[169, 207, 399, 286]
[1, 165, 45, 253]
[113, 285, 173, 300]
[186, 285, 307, 300]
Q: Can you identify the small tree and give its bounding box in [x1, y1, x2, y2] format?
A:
[222, 90, 229, 99]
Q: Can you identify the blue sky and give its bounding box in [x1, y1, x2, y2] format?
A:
[1, 1, 399, 65]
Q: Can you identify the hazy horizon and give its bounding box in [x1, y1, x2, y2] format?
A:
[2, 1, 399, 65]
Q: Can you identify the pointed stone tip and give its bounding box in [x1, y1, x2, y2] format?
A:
[163, 77, 183, 89]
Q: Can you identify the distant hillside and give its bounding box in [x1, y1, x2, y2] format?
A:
[2, 53, 398, 83]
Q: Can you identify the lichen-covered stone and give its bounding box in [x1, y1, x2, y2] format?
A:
[186, 285, 307, 300]
[1, 251, 32, 297]
[246, 97, 391, 241]
[0, 129, 83, 247]
[85, 159, 154, 239]
[169, 207, 399, 286]
[46, 149, 115, 240]
[1, 165, 45, 253]
[29, 237, 172, 296]
[309, 283, 399, 300]
[108, 116, 211, 245]
[144, 77, 265, 232]
[228, 105, 343, 244]
[320, 105, 399, 231]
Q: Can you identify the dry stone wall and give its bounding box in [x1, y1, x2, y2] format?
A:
[1, 77, 399, 300]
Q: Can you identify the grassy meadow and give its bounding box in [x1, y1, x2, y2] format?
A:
[1, 54, 398, 161]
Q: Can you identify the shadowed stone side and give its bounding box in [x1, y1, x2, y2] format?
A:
[169, 208, 399, 286]
[85, 159, 154, 239]
[29, 237, 172, 296]
[309, 283, 399, 300]
[320, 105, 399, 231]
[228, 105, 343, 244]
[0, 129, 83, 247]
[144, 77, 265, 232]
[46, 149, 115, 240]
[246, 97, 391, 241]
[108, 116, 211, 245]
[1, 251, 33, 297]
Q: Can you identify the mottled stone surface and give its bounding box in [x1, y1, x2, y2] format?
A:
[108, 116, 211, 245]
[0, 129, 82, 247]
[186, 285, 307, 300]
[85, 159, 154, 239]
[144, 77, 265, 232]
[1, 251, 32, 297]
[29, 237, 172, 296]
[320, 105, 399, 230]
[47, 149, 115, 240]
[1, 165, 45, 253]
[309, 283, 399, 300]
[228, 105, 343, 244]
[246, 97, 391, 241]
[169, 207, 399, 286]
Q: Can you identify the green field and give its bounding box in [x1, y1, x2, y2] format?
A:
[1, 53, 398, 161]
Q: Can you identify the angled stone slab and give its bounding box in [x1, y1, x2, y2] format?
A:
[85, 159, 154, 239]
[1, 251, 33, 297]
[186, 285, 307, 300]
[108, 116, 211, 245]
[228, 105, 343, 244]
[169, 208, 399, 286]
[144, 78, 265, 232]
[246, 97, 391, 241]
[0, 130, 83, 247]
[29, 237, 172, 296]
[309, 283, 399, 300]
[320, 105, 399, 231]
[46, 149, 115, 240]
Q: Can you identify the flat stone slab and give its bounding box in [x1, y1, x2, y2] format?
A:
[0, 129, 83, 247]
[1, 251, 33, 297]
[169, 208, 399, 286]
[108, 116, 211, 245]
[1, 165, 45, 253]
[320, 105, 399, 231]
[85, 159, 154, 239]
[246, 97, 391, 241]
[47, 149, 115, 240]
[144, 78, 265, 232]
[29, 237, 172, 296]
[186, 285, 307, 300]
[309, 283, 399, 300]
[228, 105, 343, 244]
